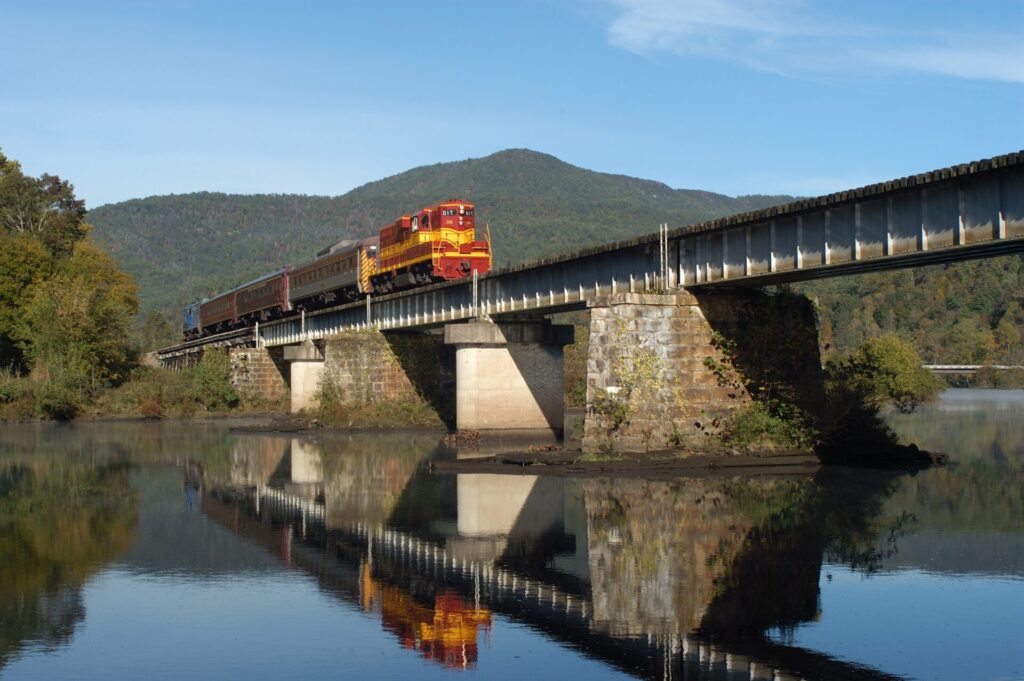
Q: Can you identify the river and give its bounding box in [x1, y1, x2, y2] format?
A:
[0, 389, 1021, 680]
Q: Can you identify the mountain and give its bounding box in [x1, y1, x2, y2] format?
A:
[88, 149, 790, 319]
[88, 148, 1022, 365]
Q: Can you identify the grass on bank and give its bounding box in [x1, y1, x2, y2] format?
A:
[310, 372, 445, 429]
[0, 350, 279, 422]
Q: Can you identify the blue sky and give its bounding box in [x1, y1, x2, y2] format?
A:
[3, 0, 1022, 207]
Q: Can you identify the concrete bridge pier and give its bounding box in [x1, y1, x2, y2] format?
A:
[444, 319, 574, 437]
[283, 341, 324, 414]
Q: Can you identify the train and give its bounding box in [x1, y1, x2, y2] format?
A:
[182, 199, 491, 340]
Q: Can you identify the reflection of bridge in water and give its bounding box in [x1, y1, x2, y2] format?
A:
[199, 435, 907, 681]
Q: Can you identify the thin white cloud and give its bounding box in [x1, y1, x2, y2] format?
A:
[604, 0, 1024, 83]
[864, 45, 1024, 84]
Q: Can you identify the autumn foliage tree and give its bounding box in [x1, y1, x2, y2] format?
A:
[26, 241, 138, 384]
[0, 148, 139, 417]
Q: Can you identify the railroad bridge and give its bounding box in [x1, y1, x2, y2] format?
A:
[159, 151, 1024, 451]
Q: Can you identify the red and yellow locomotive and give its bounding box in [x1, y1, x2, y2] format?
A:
[371, 199, 491, 293]
[183, 198, 493, 338]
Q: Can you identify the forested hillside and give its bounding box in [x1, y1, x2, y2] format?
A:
[802, 257, 1023, 365]
[88, 148, 1022, 363]
[89, 149, 788, 319]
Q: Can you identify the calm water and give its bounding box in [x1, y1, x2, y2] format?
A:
[1, 389, 1021, 681]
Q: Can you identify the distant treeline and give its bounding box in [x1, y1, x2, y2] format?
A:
[801, 257, 1023, 365]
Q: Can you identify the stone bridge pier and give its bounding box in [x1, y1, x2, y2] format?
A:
[581, 290, 824, 453]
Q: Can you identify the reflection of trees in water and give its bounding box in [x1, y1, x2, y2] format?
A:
[696, 468, 907, 645]
[882, 459, 1024, 533]
[886, 397, 1024, 464]
[0, 460, 137, 668]
[0, 421, 238, 473]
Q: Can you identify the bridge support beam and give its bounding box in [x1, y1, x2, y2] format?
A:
[445, 320, 574, 437]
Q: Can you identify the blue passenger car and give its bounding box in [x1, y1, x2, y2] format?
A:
[182, 302, 201, 340]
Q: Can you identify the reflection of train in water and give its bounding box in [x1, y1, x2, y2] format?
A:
[361, 564, 492, 670]
[182, 199, 492, 340]
[200, 488, 492, 670]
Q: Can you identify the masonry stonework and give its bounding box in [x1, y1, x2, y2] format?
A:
[229, 347, 289, 403]
[321, 330, 454, 422]
[582, 290, 824, 453]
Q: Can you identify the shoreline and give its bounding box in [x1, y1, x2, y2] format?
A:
[0, 413, 948, 475]
[430, 451, 823, 479]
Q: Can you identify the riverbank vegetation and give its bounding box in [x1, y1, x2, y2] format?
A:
[708, 332, 941, 460]
[0, 151, 255, 422]
[0, 150, 137, 419]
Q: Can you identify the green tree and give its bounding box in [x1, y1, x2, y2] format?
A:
[137, 310, 174, 352]
[0, 234, 52, 370]
[828, 335, 941, 414]
[0, 150, 88, 258]
[25, 240, 139, 386]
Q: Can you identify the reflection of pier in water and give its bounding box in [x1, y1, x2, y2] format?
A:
[201, 436, 905, 681]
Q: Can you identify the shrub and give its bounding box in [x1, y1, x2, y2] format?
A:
[32, 357, 92, 420]
[724, 402, 817, 451]
[313, 371, 442, 428]
[184, 350, 238, 411]
[0, 367, 27, 404]
[816, 335, 941, 462]
[827, 335, 941, 413]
